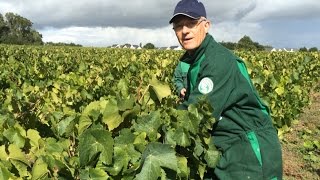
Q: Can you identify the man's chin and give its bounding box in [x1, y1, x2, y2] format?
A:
[183, 45, 197, 52]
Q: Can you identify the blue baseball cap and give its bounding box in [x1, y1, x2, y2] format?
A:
[169, 0, 206, 24]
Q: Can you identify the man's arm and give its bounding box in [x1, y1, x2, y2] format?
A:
[173, 62, 186, 96]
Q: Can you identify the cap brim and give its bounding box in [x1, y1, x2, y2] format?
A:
[169, 13, 200, 24]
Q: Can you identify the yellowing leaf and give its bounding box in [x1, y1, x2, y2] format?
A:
[102, 99, 123, 131]
[51, 92, 59, 104]
[161, 59, 171, 68]
[27, 129, 41, 152]
[263, 69, 271, 76]
[177, 156, 188, 178]
[8, 144, 29, 166]
[0, 145, 8, 161]
[32, 158, 48, 179]
[275, 86, 285, 95]
[149, 75, 171, 101]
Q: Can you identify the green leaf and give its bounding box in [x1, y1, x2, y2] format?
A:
[43, 138, 64, 154]
[3, 127, 26, 148]
[204, 145, 220, 168]
[78, 116, 92, 135]
[52, 111, 64, 121]
[133, 132, 148, 153]
[133, 111, 162, 142]
[102, 98, 123, 131]
[31, 158, 48, 180]
[117, 78, 129, 98]
[79, 128, 114, 167]
[41, 154, 66, 173]
[78, 99, 104, 134]
[194, 138, 204, 157]
[0, 164, 14, 180]
[314, 140, 320, 149]
[80, 167, 110, 180]
[11, 160, 29, 177]
[82, 101, 101, 120]
[197, 163, 206, 180]
[89, 168, 109, 180]
[27, 129, 41, 150]
[164, 129, 176, 146]
[177, 156, 189, 178]
[0, 146, 8, 161]
[57, 115, 76, 136]
[115, 128, 135, 144]
[106, 129, 141, 175]
[135, 142, 177, 180]
[8, 144, 29, 166]
[122, 104, 140, 120]
[106, 145, 131, 176]
[173, 128, 191, 147]
[117, 96, 135, 111]
[149, 75, 171, 101]
[303, 140, 314, 150]
[309, 153, 319, 163]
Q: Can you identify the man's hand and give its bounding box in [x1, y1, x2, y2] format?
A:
[180, 88, 187, 98]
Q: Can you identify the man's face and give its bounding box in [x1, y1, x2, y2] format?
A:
[172, 16, 210, 52]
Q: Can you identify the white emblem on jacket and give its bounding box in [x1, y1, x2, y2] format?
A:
[198, 77, 214, 94]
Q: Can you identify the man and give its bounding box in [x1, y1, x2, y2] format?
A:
[169, 0, 283, 179]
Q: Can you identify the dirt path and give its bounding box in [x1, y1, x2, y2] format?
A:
[282, 92, 320, 180]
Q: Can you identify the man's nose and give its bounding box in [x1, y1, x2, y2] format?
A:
[182, 25, 190, 34]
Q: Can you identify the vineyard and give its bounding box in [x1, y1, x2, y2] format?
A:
[0, 44, 319, 179]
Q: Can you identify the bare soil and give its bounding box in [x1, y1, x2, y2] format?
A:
[282, 92, 320, 180]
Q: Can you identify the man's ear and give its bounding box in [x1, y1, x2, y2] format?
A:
[204, 20, 211, 33]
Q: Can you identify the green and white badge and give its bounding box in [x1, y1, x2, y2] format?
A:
[198, 77, 214, 94]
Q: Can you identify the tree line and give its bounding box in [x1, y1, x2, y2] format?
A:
[219, 35, 318, 52]
[219, 35, 270, 51]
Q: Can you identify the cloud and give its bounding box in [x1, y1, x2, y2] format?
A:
[40, 26, 179, 47]
[1, 0, 320, 48]
[242, 0, 320, 22]
[0, 0, 176, 28]
[210, 21, 262, 43]
[1, 0, 320, 28]
[40, 21, 264, 48]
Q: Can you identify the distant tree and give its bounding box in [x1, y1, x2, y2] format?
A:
[253, 42, 265, 51]
[235, 35, 268, 51]
[45, 42, 82, 47]
[0, 12, 43, 45]
[220, 38, 271, 51]
[309, 47, 318, 52]
[299, 47, 308, 52]
[143, 42, 155, 49]
[236, 35, 257, 50]
[0, 14, 9, 43]
[220, 41, 236, 50]
[263, 45, 273, 50]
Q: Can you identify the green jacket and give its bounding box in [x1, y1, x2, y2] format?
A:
[173, 61, 190, 96]
[178, 34, 282, 179]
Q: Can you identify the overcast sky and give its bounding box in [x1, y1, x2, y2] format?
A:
[0, 0, 319, 49]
